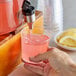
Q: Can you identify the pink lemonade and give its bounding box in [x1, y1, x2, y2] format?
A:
[21, 34, 50, 62]
[0, 0, 23, 35]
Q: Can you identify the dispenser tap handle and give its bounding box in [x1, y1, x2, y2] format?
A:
[22, 0, 31, 10]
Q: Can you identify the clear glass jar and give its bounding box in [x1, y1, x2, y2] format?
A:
[37, 0, 63, 35]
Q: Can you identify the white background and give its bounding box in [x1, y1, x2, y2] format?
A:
[63, 0, 76, 29]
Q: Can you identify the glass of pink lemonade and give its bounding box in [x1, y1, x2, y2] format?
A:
[21, 29, 50, 63]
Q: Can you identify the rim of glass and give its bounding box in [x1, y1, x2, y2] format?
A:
[21, 28, 50, 43]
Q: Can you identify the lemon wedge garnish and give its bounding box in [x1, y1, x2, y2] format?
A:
[59, 36, 76, 47]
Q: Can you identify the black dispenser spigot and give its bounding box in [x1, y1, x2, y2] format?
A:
[22, 0, 35, 23]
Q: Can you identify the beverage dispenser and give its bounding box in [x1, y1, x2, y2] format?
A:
[0, 0, 24, 35]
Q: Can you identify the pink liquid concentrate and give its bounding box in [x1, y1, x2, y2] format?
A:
[22, 34, 49, 62]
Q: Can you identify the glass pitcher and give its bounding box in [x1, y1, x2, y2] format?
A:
[37, 0, 63, 35]
[0, 0, 23, 35]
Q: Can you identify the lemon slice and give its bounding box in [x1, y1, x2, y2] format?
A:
[59, 36, 76, 47]
[57, 28, 76, 42]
